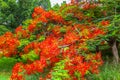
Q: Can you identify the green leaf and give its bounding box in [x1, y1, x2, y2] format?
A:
[60, 27, 66, 33]
[52, 60, 70, 80]
[22, 19, 32, 28]
[65, 13, 74, 21]
[29, 35, 36, 41]
[63, 47, 69, 51]
[21, 50, 39, 62]
[18, 39, 30, 51]
[38, 35, 45, 42]
[21, 55, 27, 62]
[27, 50, 39, 61]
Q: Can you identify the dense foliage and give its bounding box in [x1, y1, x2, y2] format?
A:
[0, 25, 11, 35]
[0, 0, 51, 28]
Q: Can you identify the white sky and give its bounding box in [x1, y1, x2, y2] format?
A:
[50, 0, 70, 7]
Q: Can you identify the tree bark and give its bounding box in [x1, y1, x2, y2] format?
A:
[96, 45, 99, 53]
[112, 40, 119, 63]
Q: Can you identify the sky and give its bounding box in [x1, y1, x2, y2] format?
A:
[50, 0, 71, 7]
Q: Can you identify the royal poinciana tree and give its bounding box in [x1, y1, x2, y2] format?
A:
[0, 0, 119, 80]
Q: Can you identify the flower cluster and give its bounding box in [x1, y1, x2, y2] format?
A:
[10, 63, 25, 80]
[32, 6, 64, 24]
[15, 26, 29, 38]
[23, 42, 40, 54]
[38, 36, 60, 60]
[0, 32, 19, 57]
[10, 58, 47, 80]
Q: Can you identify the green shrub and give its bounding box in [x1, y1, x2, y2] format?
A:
[0, 25, 11, 35]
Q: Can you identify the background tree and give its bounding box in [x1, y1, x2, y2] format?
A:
[39, 0, 51, 10]
[0, 0, 51, 29]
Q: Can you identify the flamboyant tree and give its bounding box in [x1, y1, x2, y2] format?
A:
[2, 0, 120, 79]
[0, 1, 105, 80]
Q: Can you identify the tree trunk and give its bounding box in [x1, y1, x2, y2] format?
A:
[96, 45, 99, 53]
[112, 40, 119, 63]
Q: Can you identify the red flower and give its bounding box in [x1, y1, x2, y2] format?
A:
[83, 3, 97, 10]
[10, 63, 25, 80]
[0, 32, 19, 57]
[101, 20, 110, 26]
[15, 26, 29, 38]
[15, 26, 23, 33]
[39, 36, 60, 59]
[52, 14, 64, 23]
[34, 57, 47, 72]
[28, 24, 36, 32]
[83, 3, 91, 10]
[38, 16, 48, 23]
[62, 32, 79, 45]
[88, 28, 105, 38]
[42, 11, 52, 19]
[49, 57, 60, 64]
[52, 26, 61, 36]
[32, 12, 37, 18]
[34, 6, 45, 15]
